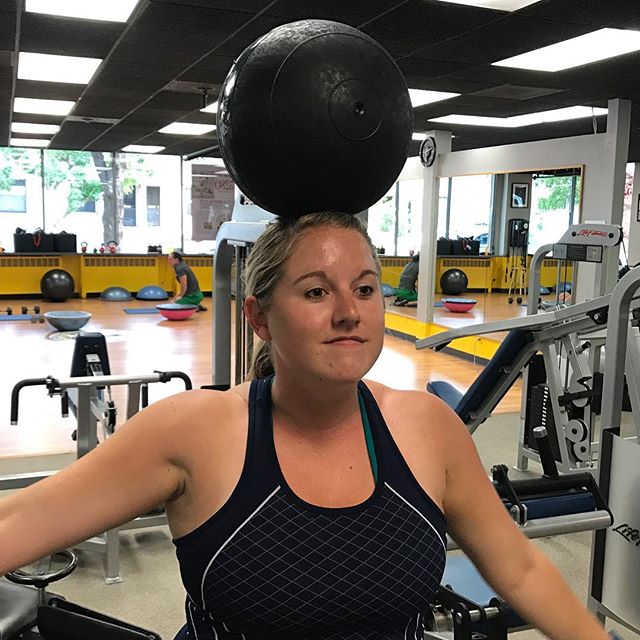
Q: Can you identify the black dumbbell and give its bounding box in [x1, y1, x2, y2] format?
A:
[22, 305, 41, 315]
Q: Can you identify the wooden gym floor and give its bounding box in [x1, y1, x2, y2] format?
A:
[0, 296, 522, 460]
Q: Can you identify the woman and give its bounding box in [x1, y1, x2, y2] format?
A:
[0, 212, 609, 640]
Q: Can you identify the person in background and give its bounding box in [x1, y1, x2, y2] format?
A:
[167, 250, 207, 311]
[393, 253, 419, 306]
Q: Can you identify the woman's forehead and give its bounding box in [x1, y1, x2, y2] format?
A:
[287, 226, 375, 267]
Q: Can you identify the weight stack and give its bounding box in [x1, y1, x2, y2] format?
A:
[526, 384, 562, 462]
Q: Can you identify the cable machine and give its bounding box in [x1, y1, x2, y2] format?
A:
[504, 218, 529, 304]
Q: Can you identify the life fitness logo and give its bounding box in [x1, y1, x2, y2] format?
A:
[612, 521, 640, 547]
[576, 229, 609, 237]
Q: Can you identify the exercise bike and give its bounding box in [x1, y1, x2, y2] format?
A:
[2, 550, 161, 639]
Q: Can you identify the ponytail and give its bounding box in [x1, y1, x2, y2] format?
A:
[249, 339, 274, 379]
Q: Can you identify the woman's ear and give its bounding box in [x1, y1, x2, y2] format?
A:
[244, 296, 271, 341]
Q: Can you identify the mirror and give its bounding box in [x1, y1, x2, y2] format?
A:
[374, 167, 584, 348]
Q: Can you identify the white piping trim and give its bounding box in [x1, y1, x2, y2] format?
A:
[200, 486, 281, 607]
[187, 600, 200, 640]
[385, 482, 447, 551]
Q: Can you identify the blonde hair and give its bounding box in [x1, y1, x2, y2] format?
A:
[243, 212, 380, 379]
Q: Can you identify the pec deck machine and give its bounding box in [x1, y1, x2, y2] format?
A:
[421, 223, 634, 475]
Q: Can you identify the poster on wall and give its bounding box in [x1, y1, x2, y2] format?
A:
[191, 170, 234, 241]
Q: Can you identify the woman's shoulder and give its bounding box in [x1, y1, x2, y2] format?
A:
[141, 385, 250, 432]
[362, 379, 460, 431]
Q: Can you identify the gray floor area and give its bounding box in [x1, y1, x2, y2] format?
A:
[3, 412, 637, 639]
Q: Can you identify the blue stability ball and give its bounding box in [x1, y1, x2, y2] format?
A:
[440, 268, 468, 296]
[40, 269, 75, 302]
[136, 285, 169, 301]
[100, 286, 132, 301]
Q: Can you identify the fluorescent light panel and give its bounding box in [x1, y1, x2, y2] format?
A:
[159, 123, 216, 135]
[429, 105, 608, 128]
[18, 52, 102, 84]
[200, 101, 218, 114]
[11, 122, 60, 134]
[494, 28, 640, 72]
[409, 89, 460, 108]
[434, 0, 542, 9]
[14, 97, 75, 116]
[412, 133, 427, 140]
[11, 138, 50, 147]
[25, 0, 139, 23]
[121, 145, 165, 153]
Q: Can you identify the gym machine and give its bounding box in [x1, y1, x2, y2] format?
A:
[426, 426, 611, 640]
[0, 550, 160, 639]
[8, 333, 192, 583]
[504, 218, 529, 305]
[419, 224, 626, 474]
[211, 212, 270, 389]
[588, 264, 640, 635]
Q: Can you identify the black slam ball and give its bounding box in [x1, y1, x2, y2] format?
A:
[440, 269, 468, 296]
[40, 269, 75, 302]
[217, 20, 413, 218]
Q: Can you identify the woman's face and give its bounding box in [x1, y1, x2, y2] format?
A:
[260, 225, 385, 384]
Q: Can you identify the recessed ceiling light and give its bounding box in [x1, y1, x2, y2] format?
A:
[493, 28, 640, 72]
[14, 97, 75, 116]
[429, 105, 608, 127]
[10, 138, 50, 147]
[121, 145, 166, 154]
[11, 122, 60, 134]
[18, 52, 102, 84]
[409, 89, 460, 108]
[434, 1, 542, 10]
[200, 101, 218, 114]
[25, 0, 140, 23]
[159, 123, 216, 135]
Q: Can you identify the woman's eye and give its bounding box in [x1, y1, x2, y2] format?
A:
[305, 287, 325, 299]
[358, 285, 374, 296]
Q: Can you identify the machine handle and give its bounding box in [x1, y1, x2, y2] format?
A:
[155, 371, 192, 390]
[10, 378, 49, 425]
[6, 549, 77, 590]
[60, 391, 69, 418]
[533, 426, 559, 479]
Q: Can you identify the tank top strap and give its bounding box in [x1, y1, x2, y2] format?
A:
[246, 375, 280, 486]
[356, 380, 410, 480]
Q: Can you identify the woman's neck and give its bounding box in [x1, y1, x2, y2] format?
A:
[270, 372, 361, 434]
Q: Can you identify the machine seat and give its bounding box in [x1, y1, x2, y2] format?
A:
[0, 580, 38, 639]
[427, 329, 534, 424]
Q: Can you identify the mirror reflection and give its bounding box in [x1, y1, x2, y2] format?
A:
[377, 167, 583, 344]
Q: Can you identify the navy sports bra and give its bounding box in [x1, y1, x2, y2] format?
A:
[173, 376, 446, 640]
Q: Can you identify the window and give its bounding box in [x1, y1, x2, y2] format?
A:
[367, 184, 397, 255]
[0, 179, 27, 212]
[528, 173, 581, 253]
[448, 174, 493, 243]
[147, 186, 160, 226]
[76, 199, 96, 212]
[123, 186, 136, 226]
[396, 179, 423, 256]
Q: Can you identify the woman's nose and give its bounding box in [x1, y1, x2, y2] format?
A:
[332, 291, 360, 325]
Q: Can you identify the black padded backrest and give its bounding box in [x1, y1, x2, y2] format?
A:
[70, 333, 111, 377]
[0, 580, 38, 639]
[456, 329, 533, 424]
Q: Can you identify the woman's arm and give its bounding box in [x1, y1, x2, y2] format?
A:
[435, 400, 608, 640]
[0, 390, 213, 575]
